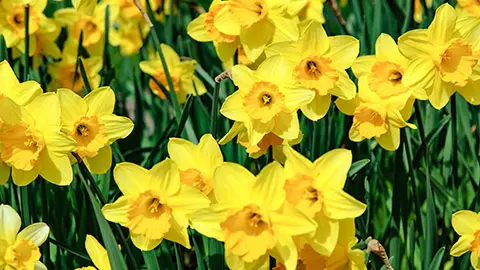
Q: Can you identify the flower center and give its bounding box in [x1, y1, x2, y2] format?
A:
[220, 204, 276, 262]
[284, 174, 323, 218]
[438, 38, 478, 86]
[229, 0, 268, 28]
[149, 71, 181, 100]
[352, 105, 388, 139]
[243, 81, 285, 123]
[179, 168, 212, 194]
[127, 190, 172, 240]
[7, 5, 40, 38]
[0, 123, 45, 171]
[368, 61, 408, 99]
[69, 116, 108, 158]
[294, 57, 338, 95]
[4, 240, 41, 270]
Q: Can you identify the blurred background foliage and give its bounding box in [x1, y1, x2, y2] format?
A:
[1, 0, 479, 269]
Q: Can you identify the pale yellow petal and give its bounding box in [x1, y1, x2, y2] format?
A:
[164, 213, 191, 249]
[99, 114, 134, 144]
[167, 138, 198, 169]
[299, 20, 329, 55]
[331, 71, 356, 100]
[272, 112, 299, 141]
[220, 91, 248, 122]
[450, 235, 475, 256]
[452, 210, 480, 235]
[325, 36, 359, 70]
[85, 87, 115, 116]
[283, 145, 313, 179]
[398, 29, 431, 59]
[271, 234, 297, 270]
[351, 56, 376, 78]
[0, 204, 21, 244]
[9, 81, 43, 106]
[189, 204, 230, 241]
[57, 88, 87, 128]
[251, 162, 285, 211]
[17, 223, 49, 246]
[309, 212, 339, 256]
[166, 185, 210, 215]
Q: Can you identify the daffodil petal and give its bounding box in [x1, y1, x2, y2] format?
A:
[251, 162, 285, 211]
[325, 36, 359, 70]
[351, 55, 376, 78]
[167, 137, 198, 169]
[85, 87, 115, 116]
[0, 60, 20, 94]
[450, 235, 475, 256]
[314, 149, 352, 189]
[331, 71, 356, 100]
[39, 151, 73, 186]
[398, 29, 431, 59]
[272, 112, 299, 141]
[167, 185, 210, 215]
[85, 235, 111, 270]
[189, 204, 230, 241]
[427, 3, 456, 46]
[225, 248, 270, 270]
[335, 95, 359, 116]
[472, 251, 480, 269]
[323, 189, 366, 219]
[309, 212, 339, 256]
[213, 162, 254, 206]
[57, 88, 87, 127]
[17, 223, 49, 246]
[187, 14, 211, 42]
[0, 162, 11, 185]
[101, 196, 130, 226]
[9, 81, 43, 106]
[113, 162, 150, 195]
[12, 167, 40, 186]
[99, 114, 134, 144]
[270, 203, 317, 236]
[149, 159, 181, 197]
[270, 14, 299, 43]
[270, 234, 297, 270]
[299, 20, 329, 55]
[452, 210, 480, 235]
[376, 126, 400, 151]
[240, 20, 274, 62]
[0, 204, 21, 244]
[198, 134, 223, 172]
[164, 213, 191, 249]
[300, 93, 331, 121]
[220, 91, 248, 122]
[428, 73, 454, 110]
[84, 146, 112, 174]
[130, 233, 162, 251]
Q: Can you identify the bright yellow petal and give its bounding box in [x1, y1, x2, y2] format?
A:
[458, 80, 480, 105]
[72, 0, 96, 15]
[215, 41, 238, 63]
[0, 204, 21, 244]
[197, 134, 223, 172]
[213, 7, 241, 36]
[375, 33, 406, 65]
[17, 223, 49, 247]
[220, 91, 248, 122]
[314, 149, 352, 190]
[283, 88, 316, 112]
[39, 151, 73, 186]
[9, 81, 43, 106]
[452, 210, 480, 235]
[192, 76, 207, 96]
[376, 126, 400, 151]
[167, 138, 197, 169]
[213, 162, 254, 206]
[300, 94, 331, 121]
[272, 112, 299, 141]
[130, 233, 162, 251]
[398, 29, 431, 59]
[240, 20, 274, 62]
[251, 162, 285, 211]
[189, 204, 230, 241]
[335, 95, 360, 116]
[164, 214, 191, 249]
[166, 185, 210, 215]
[231, 65, 256, 91]
[101, 196, 129, 226]
[330, 71, 356, 100]
[99, 114, 134, 144]
[25, 93, 61, 130]
[149, 159, 181, 197]
[299, 20, 329, 55]
[264, 41, 297, 59]
[325, 36, 359, 70]
[256, 55, 294, 85]
[57, 88, 87, 128]
[309, 212, 339, 256]
[402, 58, 436, 91]
[113, 162, 150, 195]
[271, 234, 297, 270]
[0, 162, 10, 185]
[283, 145, 313, 179]
[187, 14, 211, 42]
[427, 3, 456, 46]
[428, 72, 454, 110]
[225, 248, 270, 270]
[160, 43, 181, 67]
[84, 146, 112, 174]
[270, 203, 317, 236]
[139, 60, 163, 76]
[351, 55, 376, 78]
[85, 87, 115, 116]
[0, 60, 20, 94]
[12, 167, 40, 186]
[450, 235, 475, 256]
[323, 189, 366, 219]
[388, 109, 416, 129]
[270, 15, 299, 43]
[472, 252, 480, 269]
[85, 235, 111, 270]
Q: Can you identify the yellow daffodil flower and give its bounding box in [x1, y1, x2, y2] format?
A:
[282, 146, 366, 255]
[167, 134, 223, 197]
[75, 235, 111, 270]
[72, 0, 97, 16]
[213, 0, 299, 62]
[0, 60, 43, 184]
[265, 20, 359, 121]
[0, 0, 47, 50]
[220, 55, 314, 149]
[48, 41, 102, 95]
[457, 0, 480, 18]
[399, 3, 479, 109]
[219, 121, 302, 161]
[450, 210, 480, 269]
[0, 204, 50, 270]
[188, 0, 240, 64]
[190, 162, 317, 270]
[139, 43, 207, 104]
[337, 33, 417, 150]
[57, 87, 134, 174]
[288, 0, 325, 23]
[110, 21, 149, 55]
[102, 160, 210, 251]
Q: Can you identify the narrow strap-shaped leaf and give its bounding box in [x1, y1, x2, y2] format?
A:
[143, 250, 160, 270]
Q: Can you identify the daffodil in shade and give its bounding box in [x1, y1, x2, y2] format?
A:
[48, 41, 102, 95]
[102, 160, 210, 250]
[0, 93, 76, 186]
[288, 0, 325, 23]
[139, 44, 207, 104]
[190, 162, 317, 269]
[213, 0, 299, 62]
[0, 204, 50, 269]
[282, 146, 366, 256]
[265, 20, 359, 121]
[457, 0, 480, 18]
[75, 235, 111, 270]
[220, 55, 314, 149]
[450, 210, 480, 269]
[57, 87, 134, 174]
[274, 219, 366, 270]
[398, 3, 479, 109]
[187, 0, 240, 65]
[167, 134, 223, 197]
[0, 60, 43, 184]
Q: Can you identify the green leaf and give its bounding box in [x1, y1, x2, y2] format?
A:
[143, 250, 160, 270]
[348, 159, 370, 177]
[428, 247, 445, 270]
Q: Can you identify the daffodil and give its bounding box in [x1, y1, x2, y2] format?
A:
[265, 20, 359, 121]
[0, 204, 50, 270]
[398, 3, 480, 109]
[220, 55, 314, 149]
[0, 0, 47, 51]
[110, 21, 149, 55]
[219, 121, 302, 161]
[288, 0, 325, 23]
[102, 160, 210, 250]
[335, 34, 417, 150]
[213, 0, 300, 62]
[0, 93, 76, 186]
[167, 134, 223, 197]
[57, 87, 134, 174]
[273, 219, 366, 270]
[139, 44, 207, 104]
[450, 210, 480, 269]
[187, 0, 240, 65]
[190, 162, 317, 270]
[282, 146, 366, 256]
[75, 235, 111, 270]
[0, 60, 43, 184]
[47, 41, 102, 95]
[457, 0, 480, 18]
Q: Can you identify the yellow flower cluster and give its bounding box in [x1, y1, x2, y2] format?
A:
[187, 2, 480, 155]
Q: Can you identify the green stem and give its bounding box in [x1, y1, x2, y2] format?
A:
[451, 94, 458, 188]
[78, 57, 92, 93]
[23, 4, 30, 81]
[101, 4, 111, 86]
[401, 0, 413, 33]
[210, 83, 220, 138]
[19, 186, 30, 225]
